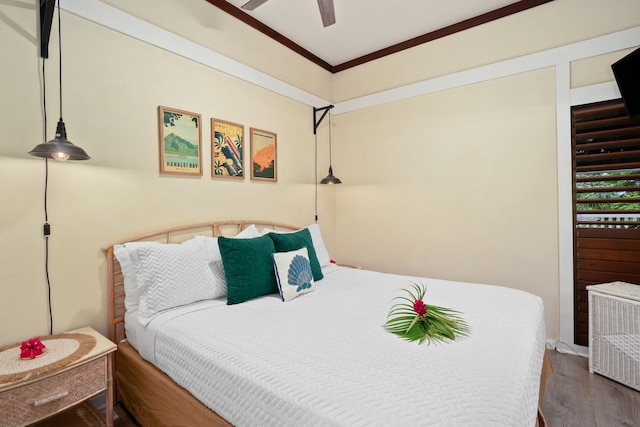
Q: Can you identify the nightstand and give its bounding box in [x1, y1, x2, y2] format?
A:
[587, 281, 640, 391]
[0, 326, 116, 427]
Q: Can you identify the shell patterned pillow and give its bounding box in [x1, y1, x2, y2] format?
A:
[272, 247, 315, 302]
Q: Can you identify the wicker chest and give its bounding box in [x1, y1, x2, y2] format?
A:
[588, 281, 640, 391]
[0, 327, 116, 427]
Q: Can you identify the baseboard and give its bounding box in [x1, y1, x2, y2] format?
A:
[545, 338, 588, 357]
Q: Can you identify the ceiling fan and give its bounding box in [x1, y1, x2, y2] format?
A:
[240, 0, 336, 27]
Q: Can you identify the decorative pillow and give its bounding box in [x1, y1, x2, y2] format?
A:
[264, 224, 332, 267]
[272, 248, 315, 302]
[268, 228, 324, 281]
[130, 237, 218, 325]
[218, 234, 278, 305]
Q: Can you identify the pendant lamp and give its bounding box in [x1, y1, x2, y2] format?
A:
[30, 0, 90, 336]
[29, 119, 90, 160]
[29, 0, 90, 161]
[313, 105, 341, 185]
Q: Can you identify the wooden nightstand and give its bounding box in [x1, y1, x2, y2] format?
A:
[0, 327, 116, 427]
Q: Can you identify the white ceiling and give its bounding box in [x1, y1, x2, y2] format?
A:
[223, 0, 526, 66]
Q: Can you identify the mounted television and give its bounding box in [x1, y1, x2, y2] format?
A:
[612, 47, 640, 120]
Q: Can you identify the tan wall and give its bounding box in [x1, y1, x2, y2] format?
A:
[333, 68, 560, 336]
[0, 6, 332, 346]
[571, 47, 638, 89]
[101, 0, 333, 101]
[333, 0, 640, 101]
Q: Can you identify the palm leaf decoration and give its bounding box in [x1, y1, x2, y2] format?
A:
[385, 282, 470, 345]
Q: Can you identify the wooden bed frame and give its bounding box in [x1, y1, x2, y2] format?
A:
[104, 220, 551, 427]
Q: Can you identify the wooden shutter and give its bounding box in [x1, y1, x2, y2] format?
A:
[572, 99, 640, 346]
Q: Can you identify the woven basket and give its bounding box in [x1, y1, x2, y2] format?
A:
[589, 289, 640, 391]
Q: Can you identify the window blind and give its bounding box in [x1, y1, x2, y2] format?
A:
[571, 99, 640, 346]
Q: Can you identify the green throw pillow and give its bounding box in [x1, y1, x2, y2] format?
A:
[268, 228, 324, 281]
[218, 234, 278, 305]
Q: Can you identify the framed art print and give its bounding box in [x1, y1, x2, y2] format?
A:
[158, 106, 202, 176]
[250, 128, 277, 182]
[211, 118, 244, 179]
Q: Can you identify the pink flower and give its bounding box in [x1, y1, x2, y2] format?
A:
[20, 337, 46, 359]
[413, 299, 427, 317]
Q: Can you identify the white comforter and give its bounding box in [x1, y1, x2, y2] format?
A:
[135, 266, 546, 427]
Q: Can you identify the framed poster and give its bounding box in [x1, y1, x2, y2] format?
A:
[211, 118, 244, 179]
[250, 128, 277, 182]
[157, 106, 202, 176]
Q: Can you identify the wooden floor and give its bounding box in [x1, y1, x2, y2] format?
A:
[113, 404, 139, 427]
[543, 349, 640, 427]
[60, 349, 639, 427]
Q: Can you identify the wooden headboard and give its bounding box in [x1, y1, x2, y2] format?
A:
[103, 220, 300, 344]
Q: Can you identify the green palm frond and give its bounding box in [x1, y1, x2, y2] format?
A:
[385, 282, 470, 345]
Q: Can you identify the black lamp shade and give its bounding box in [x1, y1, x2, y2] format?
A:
[29, 119, 90, 161]
[320, 166, 342, 184]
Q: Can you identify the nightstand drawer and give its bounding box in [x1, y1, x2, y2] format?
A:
[0, 357, 106, 427]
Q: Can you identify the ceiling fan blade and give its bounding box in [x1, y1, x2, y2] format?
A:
[317, 0, 336, 27]
[241, 0, 269, 11]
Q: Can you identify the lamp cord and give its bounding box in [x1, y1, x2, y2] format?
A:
[328, 113, 332, 167]
[43, 58, 47, 141]
[314, 132, 318, 223]
[57, 0, 63, 120]
[42, 25, 53, 336]
[44, 160, 52, 336]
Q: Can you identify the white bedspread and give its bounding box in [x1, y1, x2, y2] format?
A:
[136, 266, 546, 426]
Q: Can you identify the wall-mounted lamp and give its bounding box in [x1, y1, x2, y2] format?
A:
[314, 105, 341, 185]
[29, 0, 90, 335]
[29, 0, 90, 162]
[29, 119, 90, 161]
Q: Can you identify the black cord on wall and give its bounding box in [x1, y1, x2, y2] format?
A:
[41, 45, 53, 336]
[44, 161, 52, 336]
[315, 131, 319, 223]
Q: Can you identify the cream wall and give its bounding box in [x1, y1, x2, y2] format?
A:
[333, 68, 560, 335]
[571, 47, 637, 89]
[326, 0, 640, 344]
[100, 0, 333, 101]
[1, 0, 639, 347]
[332, 0, 640, 101]
[0, 3, 333, 346]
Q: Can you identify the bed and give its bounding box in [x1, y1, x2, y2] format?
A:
[104, 220, 551, 426]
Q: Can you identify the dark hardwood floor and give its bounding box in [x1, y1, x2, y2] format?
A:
[98, 350, 640, 427]
[543, 349, 640, 427]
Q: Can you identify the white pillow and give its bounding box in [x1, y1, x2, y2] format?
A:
[272, 247, 315, 302]
[235, 224, 261, 238]
[196, 236, 227, 298]
[306, 224, 331, 267]
[115, 242, 157, 347]
[114, 241, 156, 314]
[264, 224, 332, 267]
[195, 225, 266, 299]
[130, 238, 218, 325]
